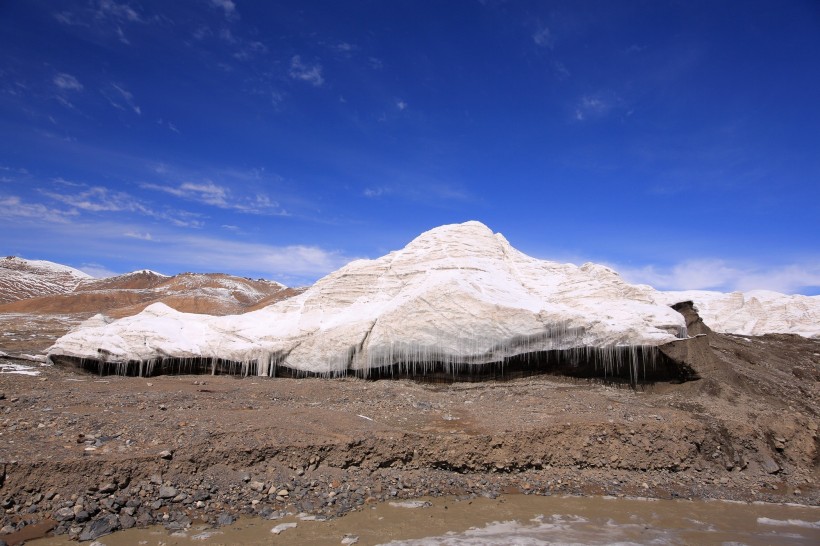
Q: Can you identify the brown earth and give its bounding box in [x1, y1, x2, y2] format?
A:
[0, 305, 818, 544]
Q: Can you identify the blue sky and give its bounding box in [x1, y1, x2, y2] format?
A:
[1, 1, 818, 293]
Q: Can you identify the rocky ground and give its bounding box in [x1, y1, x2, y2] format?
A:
[0, 315, 818, 545]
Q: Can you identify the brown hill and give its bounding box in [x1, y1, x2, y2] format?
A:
[0, 270, 300, 318]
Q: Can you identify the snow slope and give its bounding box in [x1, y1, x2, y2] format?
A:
[0, 256, 91, 304]
[655, 290, 820, 338]
[48, 221, 688, 376]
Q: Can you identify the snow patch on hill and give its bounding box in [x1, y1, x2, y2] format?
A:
[0, 256, 91, 304]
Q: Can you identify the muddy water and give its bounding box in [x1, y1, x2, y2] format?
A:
[31, 494, 820, 546]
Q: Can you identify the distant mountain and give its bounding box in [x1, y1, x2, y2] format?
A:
[0, 256, 91, 305]
[0, 268, 298, 317]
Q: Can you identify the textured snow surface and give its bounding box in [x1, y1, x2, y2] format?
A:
[48, 222, 687, 375]
[656, 290, 820, 338]
[0, 256, 91, 304]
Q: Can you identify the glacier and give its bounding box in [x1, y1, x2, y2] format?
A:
[48, 221, 704, 382]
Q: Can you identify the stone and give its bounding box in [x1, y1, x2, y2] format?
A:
[249, 480, 265, 492]
[193, 490, 210, 501]
[158, 486, 177, 499]
[98, 482, 117, 494]
[159, 450, 173, 460]
[760, 456, 780, 474]
[53, 507, 75, 521]
[79, 514, 120, 542]
[119, 514, 136, 529]
[216, 513, 235, 526]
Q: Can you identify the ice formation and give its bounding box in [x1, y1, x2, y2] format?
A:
[654, 290, 820, 338]
[48, 222, 691, 381]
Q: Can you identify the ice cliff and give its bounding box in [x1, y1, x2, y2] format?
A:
[48, 221, 692, 379]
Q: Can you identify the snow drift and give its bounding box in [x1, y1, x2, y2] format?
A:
[48, 222, 694, 382]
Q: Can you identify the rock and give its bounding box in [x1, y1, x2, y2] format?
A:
[277, 489, 289, 497]
[79, 513, 120, 541]
[75, 510, 90, 523]
[53, 507, 75, 521]
[119, 514, 136, 529]
[249, 480, 265, 492]
[216, 513, 235, 526]
[159, 450, 173, 460]
[271, 522, 298, 535]
[341, 535, 359, 545]
[158, 486, 177, 499]
[150, 474, 163, 485]
[98, 482, 117, 494]
[193, 490, 210, 501]
[761, 456, 781, 474]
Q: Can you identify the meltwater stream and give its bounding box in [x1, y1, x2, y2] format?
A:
[31, 494, 820, 546]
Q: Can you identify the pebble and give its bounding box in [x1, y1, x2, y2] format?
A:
[159, 450, 173, 460]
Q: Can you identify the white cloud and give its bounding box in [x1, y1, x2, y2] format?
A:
[618, 259, 820, 294]
[289, 56, 324, 87]
[78, 263, 119, 278]
[105, 83, 141, 114]
[141, 181, 286, 216]
[42, 185, 145, 213]
[210, 0, 238, 19]
[396, 99, 408, 111]
[54, 73, 83, 91]
[532, 26, 553, 48]
[95, 0, 143, 23]
[41, 183, 203, 228]
[574, 95, 611, 121]
[124, 231, 153, 241]
[0, 195, 78, 223]
[363, 187, 387, 198]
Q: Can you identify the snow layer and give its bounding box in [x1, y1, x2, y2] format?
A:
[48, 222, 687, 376]
[655, 290, 820, 338]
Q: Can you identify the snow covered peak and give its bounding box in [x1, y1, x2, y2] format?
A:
[0, 256, 91, 304]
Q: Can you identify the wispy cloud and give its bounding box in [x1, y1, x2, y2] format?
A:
[141, 181, 287, 216]
[104, 83, 141, 114]
[0, 195, 79, 223]
[363, 187, 387, 198]
[210, 0, 238, 20]
[54, 73, 83, 91]
[396, 99, 408, 111]
[124, 230, 153, 241]
[289, 55, 324, 87]
[42, 184, 145, 213]
[95, 0, 143, 23]
[156, 118, 180, 133]
[532, 25, 553, 48]
[55, 1, 146, 45]
[574, 94, 612, 121]
[619, 259, 820, 294]
[40, 182, 202, 228]
[78, 263, 120, 278]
